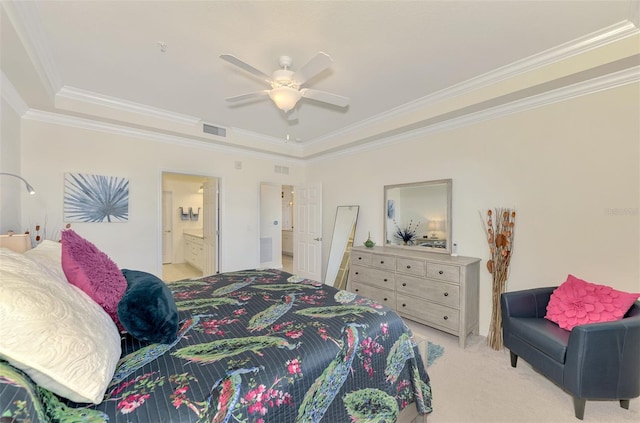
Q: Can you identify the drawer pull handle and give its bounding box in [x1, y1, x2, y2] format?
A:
[438, 270, 444, 275]
[406, 265, 411, 269]
[444, 292, 449, 297]
[443, 316, 449, 320]
[380, 260, 384, 264]
[355, 272, 359, 275]
[383, 278, 388, 282]
[402, 282, 407, 287]
[383, 298, 388, 301]
[402, 303, 407, 307]
[355, 289, 359, 292]
[358, 257, 362, 260]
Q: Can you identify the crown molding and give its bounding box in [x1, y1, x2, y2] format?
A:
[2, 0, 61, 97]
[23, 64, 639, 165]
[22, 109, 305, 165]
[57, 86, 201, 126]
[1, 71, 29, 115]
[307, 65, 640, 163]
[307, 20, 640, 147]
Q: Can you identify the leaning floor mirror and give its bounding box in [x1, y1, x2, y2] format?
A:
[324, 206, 359, 289]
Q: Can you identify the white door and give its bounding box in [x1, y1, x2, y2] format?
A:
[162, 191, 173, 264]
[260, 183, 283, 269]
[294, 183, 322, 282]
[203, 178, 218, 276]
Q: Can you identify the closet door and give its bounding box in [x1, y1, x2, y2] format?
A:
[294, 183, 322, 282]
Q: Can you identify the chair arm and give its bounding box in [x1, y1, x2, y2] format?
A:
[564, 312, 640, 400]
[501, 287, 556, 319]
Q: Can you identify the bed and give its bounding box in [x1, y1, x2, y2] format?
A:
[0, 236, 432, 423]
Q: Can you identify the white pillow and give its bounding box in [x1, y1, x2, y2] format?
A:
[0, 248, 121, 404]
[24, 240, 67, 283]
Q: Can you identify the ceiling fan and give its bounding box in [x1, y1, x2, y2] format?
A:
[220, 52, 349, 114]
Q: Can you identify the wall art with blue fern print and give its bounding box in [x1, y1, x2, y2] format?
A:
[64, 173, 129, 222]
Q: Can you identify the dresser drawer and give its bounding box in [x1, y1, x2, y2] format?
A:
[397, 275, 460, 308]
[371, 254, 396, 271]
[427, 263, 460, 283]
[352, 282, 395, 308]
[348, 246, 480, 348]
[396, 257, 426, 277]
[350, 265, 395, 290]
[397, 294, 460, 332]
[351, 251, 372, 266]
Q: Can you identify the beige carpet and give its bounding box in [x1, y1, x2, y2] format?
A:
[406, 321, 640, 423]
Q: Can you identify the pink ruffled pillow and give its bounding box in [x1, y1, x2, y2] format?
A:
[545, 274, 640, 330]
[61, 230, 127, 327]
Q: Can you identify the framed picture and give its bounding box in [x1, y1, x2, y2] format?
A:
[64, 173, 129, 222]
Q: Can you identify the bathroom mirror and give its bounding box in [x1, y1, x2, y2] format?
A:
[324, 205, 359, 288]
[384, 179, 452, 254]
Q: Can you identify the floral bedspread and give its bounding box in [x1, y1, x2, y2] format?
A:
[1, 269, 432, 422]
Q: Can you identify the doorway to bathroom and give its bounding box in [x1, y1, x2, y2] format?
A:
[161, 172, 219, 282]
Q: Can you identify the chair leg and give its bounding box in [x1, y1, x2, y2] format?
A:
[509, 351, 518, 368]
[573, 397, 586, 420]
[620, 399, 630, 410]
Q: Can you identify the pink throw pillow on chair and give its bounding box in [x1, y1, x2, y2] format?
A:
[545, 274, 640, 330]
[61, 229, 127, 326]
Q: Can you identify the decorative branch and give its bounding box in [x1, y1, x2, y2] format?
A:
[481, 208, 516, 350]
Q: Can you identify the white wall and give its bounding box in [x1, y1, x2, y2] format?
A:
[0, 97, 23, 233]
[310, 83, 639, 336]
[11, 82, 640, 336]
[18, 118, 304, 274]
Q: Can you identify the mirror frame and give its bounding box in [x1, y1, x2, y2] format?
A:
[324, 205, 359, 288]
[383, 179, 452, 254]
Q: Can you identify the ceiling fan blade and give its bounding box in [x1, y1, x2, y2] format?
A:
[301, 88, 349, 108]
[220, 54, 272, 83]
[292, 52, 333, 85]
[225, 90, 270, 102]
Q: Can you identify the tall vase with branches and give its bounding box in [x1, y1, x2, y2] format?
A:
[481, 208, 516, 350]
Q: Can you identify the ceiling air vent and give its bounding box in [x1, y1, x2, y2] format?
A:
[203, 123, 227, 137]
[275, 165, 289, 175]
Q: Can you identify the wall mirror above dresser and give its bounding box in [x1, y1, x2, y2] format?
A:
[384, 179, 452, 254]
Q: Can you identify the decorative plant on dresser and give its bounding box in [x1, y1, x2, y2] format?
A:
[348, 246, 480, 347]
[481, 208, 516, 350]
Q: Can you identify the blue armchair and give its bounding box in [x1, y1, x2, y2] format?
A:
[501, 287, 640, 420]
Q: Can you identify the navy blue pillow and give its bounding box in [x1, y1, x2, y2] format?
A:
[118, 269, 178, 344]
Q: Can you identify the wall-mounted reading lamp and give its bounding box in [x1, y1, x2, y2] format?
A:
[0, 173, 36, 195]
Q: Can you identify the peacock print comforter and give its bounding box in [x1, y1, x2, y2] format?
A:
[1, 269, 432, 422]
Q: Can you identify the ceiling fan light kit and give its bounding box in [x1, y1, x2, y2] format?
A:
[269, 86, 302, 112]
[221, 52, 349, 114]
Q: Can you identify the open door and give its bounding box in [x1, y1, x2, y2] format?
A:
[162, 191, 173, 264]
[202, 178, 218, 276]
[294, 183, 322, 282]
[259, 183, 283, 269]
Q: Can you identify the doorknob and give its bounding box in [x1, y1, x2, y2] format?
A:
[314, 237, 322, 241]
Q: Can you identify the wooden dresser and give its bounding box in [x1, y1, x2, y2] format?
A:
[348, 246, 480, 348]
